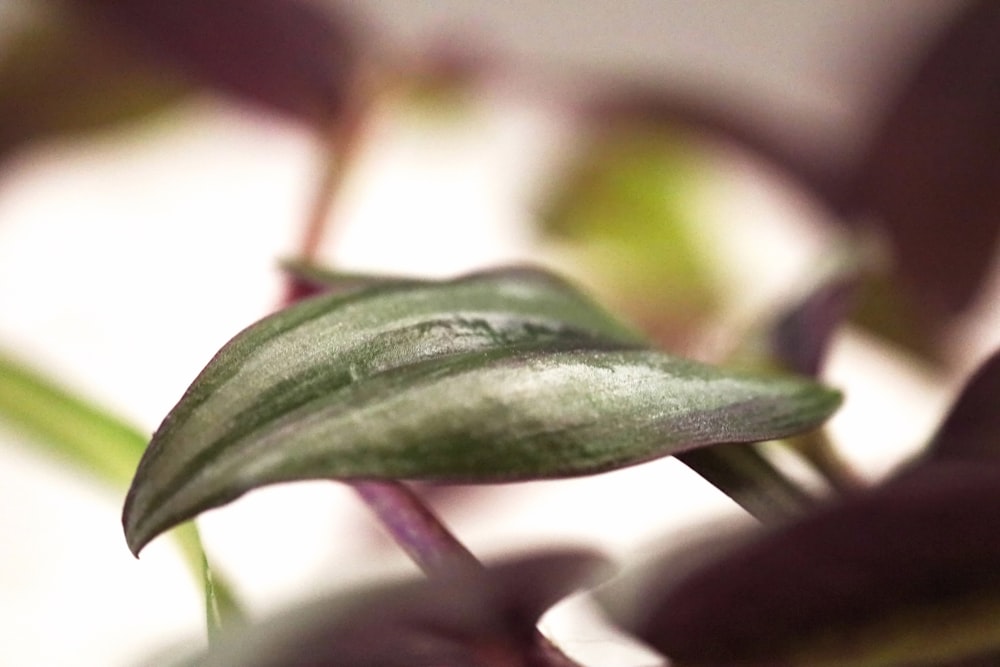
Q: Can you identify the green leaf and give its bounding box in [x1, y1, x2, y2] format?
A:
[172, 522, 245, 641]
[0, 350, 147, 486]
[538, 126, 720, 334]
[0, 349, 244, 634]
[123, 268, 841, 555]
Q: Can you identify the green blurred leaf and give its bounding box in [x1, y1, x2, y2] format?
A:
[539, 127, 719, 335]
[0, 349, 243, 634]
[0, 5, 187, 161]
[123, 267, 841, 555]
[0, 350, 147, 485]
[172, 522, 245, 640]
[635, 463, 1000, 666]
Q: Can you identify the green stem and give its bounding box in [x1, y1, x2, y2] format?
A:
[172, 521, 244, 640]
[789, 428, 866, 495]
[678, 443, 817, 523]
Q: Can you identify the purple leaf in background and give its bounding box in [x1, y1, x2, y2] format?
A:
[635, 463, 1000, 666]
[924, 347, 1000, 463]
[849, 0, 1000, 320]
[0, 7, 187, 162]
[193, 550, 608, 666]
[72, 0, 362, 127]
[771, 272, 858, 377]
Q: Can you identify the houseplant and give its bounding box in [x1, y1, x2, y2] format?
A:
[2, 1, 999, 664]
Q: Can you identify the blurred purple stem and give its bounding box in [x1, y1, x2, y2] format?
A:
[352, 480, 480, 576]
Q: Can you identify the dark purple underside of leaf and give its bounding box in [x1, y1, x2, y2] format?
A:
[925, 347, 1000, 462]
[194, 550, 607, 667]
[637, 463, 1000, 665]
[848, 0, 1000, 319]
[771, 273, 858, 377]
[73, 0, 359, 126]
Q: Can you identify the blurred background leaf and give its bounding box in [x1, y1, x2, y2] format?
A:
[844, 0, 1000, 358]
[539, 125, 718, 350]
[0, 349, 243, 636]
[0, 2, 188, 165]
[66, 0, 364, 129]
[921, 347, 1000, 464]
[632, 462, 1000, 666]
[190, 549, 608, 667]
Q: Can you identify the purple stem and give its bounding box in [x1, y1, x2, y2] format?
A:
[350, 479, 479, 576]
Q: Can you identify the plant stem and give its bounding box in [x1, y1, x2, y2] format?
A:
[351, 480, 480, 576]
[288, 74, 377, 288]
[284, 78, 582, 667]
[790, 429, 866, 495]
[678, 444, 816, 523]
[351, 480, 583, 666]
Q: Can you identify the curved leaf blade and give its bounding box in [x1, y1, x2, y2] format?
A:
[124, 269, 840, 555]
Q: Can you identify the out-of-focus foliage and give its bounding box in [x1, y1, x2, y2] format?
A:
[848, 1, 1000, 323]
[635, 462, 1000, 667]
[540, 127, 717, 347]
[923, 348, 1000, 464]
[0, 350, 242, 635]
[189, 550, 608, 667]
[68, 0, 363, 129]
[598, 347, 1000, 666]
[0, 3, 187, 163]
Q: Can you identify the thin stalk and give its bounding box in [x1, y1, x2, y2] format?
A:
[351, 480, 582, 667]
[172, 521, 244, 641]
[293, 75, 376, 263]
[351, 480, 479, 576]
[678, 443, 817, 524]
[789, 429, 866, 494]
